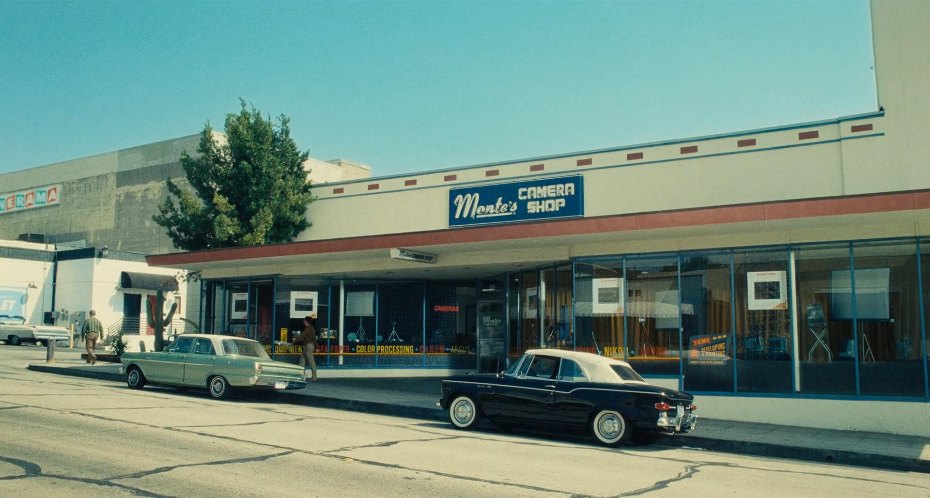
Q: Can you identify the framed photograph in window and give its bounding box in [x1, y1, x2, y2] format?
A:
[230, 292, 248, 320]
[747, 271, 787, 310]
[592, 278, 624, 314]
[290, 291, 318, 319]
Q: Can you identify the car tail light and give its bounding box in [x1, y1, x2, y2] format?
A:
[688, 404, 697, 411]
[654, 402, 672, 411]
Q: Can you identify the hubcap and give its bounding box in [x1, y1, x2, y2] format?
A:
[453, 400, 474, 424]
[129, 371, 138, 384]
[599, 413, 622, 440]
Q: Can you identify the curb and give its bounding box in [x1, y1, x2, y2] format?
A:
[25, 364, 929, 474]
[658, 434, 930, 474]
[28, 364, 125, 383]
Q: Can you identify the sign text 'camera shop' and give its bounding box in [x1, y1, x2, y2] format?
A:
[448, 175, 584, 227]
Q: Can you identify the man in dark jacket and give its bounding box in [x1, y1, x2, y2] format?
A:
[294, 313, 318, 381]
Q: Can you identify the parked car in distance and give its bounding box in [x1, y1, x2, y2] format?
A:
[0, 317, 71, 346]
[120, 334, 307, 399]
[439, 348, 697, 446]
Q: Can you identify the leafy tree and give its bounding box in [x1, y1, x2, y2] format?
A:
[154, 100, 314, 250]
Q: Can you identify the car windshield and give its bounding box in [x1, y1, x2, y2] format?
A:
[610, 364, 646, 382]
[503, 354, 527, 376]
[221, 339, 271, 359]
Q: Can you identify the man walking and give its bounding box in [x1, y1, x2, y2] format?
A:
[293, 313, 318, 382]
[82, 310, 103, 365]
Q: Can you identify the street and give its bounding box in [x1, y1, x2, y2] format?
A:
[1, 345, 929, 497]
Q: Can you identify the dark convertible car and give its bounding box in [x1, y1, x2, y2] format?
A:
[439, 349, 697, 446]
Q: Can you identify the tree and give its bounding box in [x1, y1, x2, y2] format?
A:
[154, 100, 315, 250]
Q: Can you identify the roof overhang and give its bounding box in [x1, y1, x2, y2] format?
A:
[146, 190, 930, 280]
[119, 271, 179, 292]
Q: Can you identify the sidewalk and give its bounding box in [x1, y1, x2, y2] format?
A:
[26, 348, 930, 474]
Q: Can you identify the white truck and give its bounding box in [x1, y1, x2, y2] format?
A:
[0, 316, 71, 346]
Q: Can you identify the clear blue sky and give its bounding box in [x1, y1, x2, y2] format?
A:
[0, 0, 876, 178]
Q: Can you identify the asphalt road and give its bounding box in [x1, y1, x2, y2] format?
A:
[1, 345, 929, 497]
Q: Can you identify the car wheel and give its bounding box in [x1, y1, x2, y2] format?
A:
[7, 335, 21, 346]
[208, 376, 231, 400]
[126, 367, 146, 390]
[592, 409, 631, 447]
[448, 395, 481, 430]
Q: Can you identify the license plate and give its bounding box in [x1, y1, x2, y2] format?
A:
[275, 381, 287, 389]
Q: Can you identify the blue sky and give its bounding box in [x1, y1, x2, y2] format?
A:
[0, 0, 876, 178]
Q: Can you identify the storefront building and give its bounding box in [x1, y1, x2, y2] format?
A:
[150, 1, 930, 435]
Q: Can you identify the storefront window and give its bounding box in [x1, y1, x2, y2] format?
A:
[734, 248, 792, 393]
[795, 245, 856, 395]
[425, 282, 475, 368]
[507, 274, 523, 364]
[226, 282, 250, 337]
[272, 278, 333, 364]
[519, 270, 541, 351]
[681, 252, 734, 392]
[853, 241, 924, 397]
[377, 282, 424, 367]
[573, 259, 624, 357]
[542, 265, 573, 350]
[341, 283, 377, 367]
[249, 280, 274, 345]
[625, 255, 680, 376]
[921, 239, 930, 398]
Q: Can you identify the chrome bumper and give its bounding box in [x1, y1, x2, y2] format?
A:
[656, 405, 698, 433]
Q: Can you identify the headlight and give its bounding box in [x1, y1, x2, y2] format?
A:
[254, 362, 262, 374]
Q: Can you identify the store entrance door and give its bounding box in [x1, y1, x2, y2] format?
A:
[477, 300, 506, 373]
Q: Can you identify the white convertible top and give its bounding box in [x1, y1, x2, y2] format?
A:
[524, 348, 646, 384]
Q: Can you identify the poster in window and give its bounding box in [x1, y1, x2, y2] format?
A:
[290, 291, 318, 319]
[346, 291, 375, 317]
[747, 271, 787, 310]
[830, 268, 890, 320]
[592, 278, 624, 314]
[526, 287, 538, 316]
[230, 292, 248, 320]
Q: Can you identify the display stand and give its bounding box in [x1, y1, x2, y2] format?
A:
[387, 321, 402, 342]
[859, 327, 875, 362]
[354, 318, 369, 342]
[806, 303, 831, 362]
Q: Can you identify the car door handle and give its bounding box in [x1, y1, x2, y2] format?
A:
[545, 384, 556, 389]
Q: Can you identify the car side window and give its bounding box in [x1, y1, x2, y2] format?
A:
[168, 337, 195, 353]
[193, 339, 215, 355]
[557, 359, 586, 382]
[525, 355, 558, 379]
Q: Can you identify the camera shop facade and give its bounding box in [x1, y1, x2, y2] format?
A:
[149, 3, 930, 434]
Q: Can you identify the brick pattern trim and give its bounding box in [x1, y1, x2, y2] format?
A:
[798, 130, 819, 140]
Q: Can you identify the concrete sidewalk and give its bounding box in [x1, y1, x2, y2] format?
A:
[26, 348, 930, 474]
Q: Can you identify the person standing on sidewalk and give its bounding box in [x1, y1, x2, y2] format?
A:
[293, 313, 318, 382]
[82, 310, 103, 365]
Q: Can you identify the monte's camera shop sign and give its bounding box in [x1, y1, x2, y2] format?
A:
[448, 175, 584, 228]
